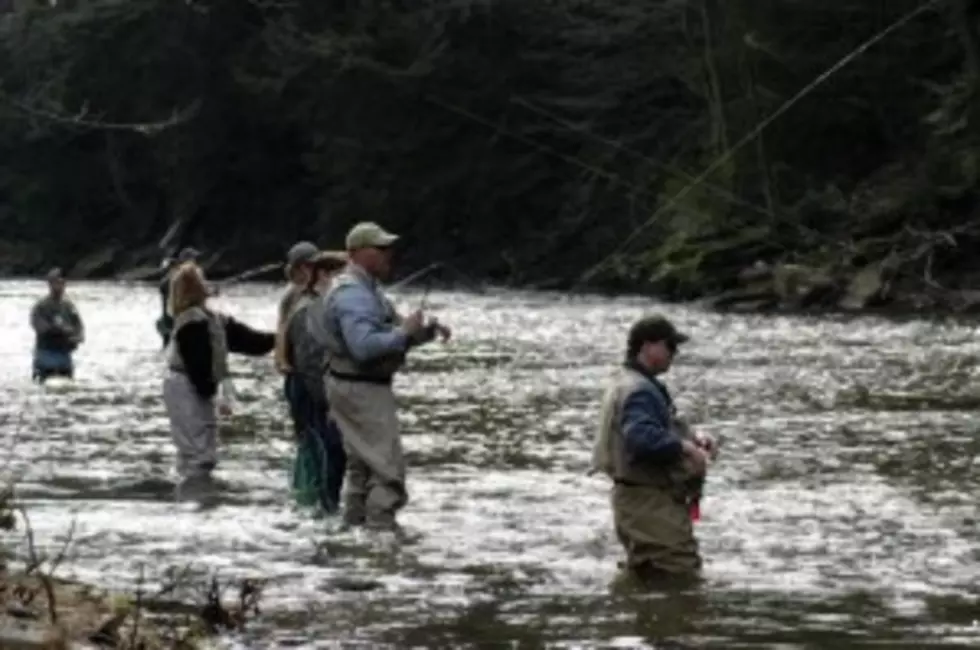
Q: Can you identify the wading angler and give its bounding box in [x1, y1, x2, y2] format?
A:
[592, 315, 718, 585]
[162, 261, 275, 502]
[311, 222, 451, 530]
[30, 267, 85, 383]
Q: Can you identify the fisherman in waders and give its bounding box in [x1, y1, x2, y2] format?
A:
[30, 268, 85, 383]
[311, 222, 450, 530]
[163, 261, 275, 502]
[282, 250, 349, 513]
[156, 247, 201, 348]
[592, 315, 717, 586]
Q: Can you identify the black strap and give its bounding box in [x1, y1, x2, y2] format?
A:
[613, 477, 672, 489]
[328, 369, 392, 386]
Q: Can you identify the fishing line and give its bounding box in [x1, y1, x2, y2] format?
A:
[216, 262, 284, 287]
[509, 96, 845, 255]
[425, 94, 727, 226]
[577, 0, 944, 284]
[509, 96, 777, 222]
[662, 0, 944, 396]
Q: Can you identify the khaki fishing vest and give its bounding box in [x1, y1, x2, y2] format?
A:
[592, 367, 693, 488]
[166, 306, 229, 383]
[316, 267, 405, 380]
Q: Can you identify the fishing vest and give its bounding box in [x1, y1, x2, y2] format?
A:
[166, 306, 229, 383]
[310, 266, 405, 382]
[284, 290, 331, 396]
[285, 291, 320, 369]
[592, 367, 694, 490]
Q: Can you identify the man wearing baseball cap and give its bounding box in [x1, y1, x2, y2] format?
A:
[592, 314, 717, 584]
[308, 221, 450, 531]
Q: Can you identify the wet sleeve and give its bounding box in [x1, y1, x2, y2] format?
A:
[620, 387, 683, 464]
[334, 286, 408, 362]
[67, 301, 84, 339]
[30, 302, 52, 334]
[175, 321, 217, 399]
[224, 316, 276, 356]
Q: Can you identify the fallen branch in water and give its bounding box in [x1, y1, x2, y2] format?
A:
[0, 484, 265, 648]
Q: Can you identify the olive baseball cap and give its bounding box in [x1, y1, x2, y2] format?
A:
[345, 222, 399, 251]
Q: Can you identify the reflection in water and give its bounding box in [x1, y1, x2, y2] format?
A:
[1, 280, 979, 647]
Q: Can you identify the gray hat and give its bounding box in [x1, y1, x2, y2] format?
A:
[286, 241, 319, 268]
[176, 247, 200, 263]
[345, 222, 399, 251]
[46, 267, 63, 281]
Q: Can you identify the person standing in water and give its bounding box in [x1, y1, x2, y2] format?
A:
[276, 242, 319, 434]
[163, 261, 275, 501]
[156, 247, 201, 348]
[275, 242, 320, 376]
[283, 250, 349, 513]
[591, 315, 717, 585]
[30, 268, 85, 383]
[311, 222, 450, 530]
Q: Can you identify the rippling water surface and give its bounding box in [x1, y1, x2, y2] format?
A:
[2, 279, 980, 648]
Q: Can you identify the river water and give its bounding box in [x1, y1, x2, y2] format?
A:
[1, 279, 979, 648]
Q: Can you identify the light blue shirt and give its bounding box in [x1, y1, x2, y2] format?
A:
[326, 265, 408, 363]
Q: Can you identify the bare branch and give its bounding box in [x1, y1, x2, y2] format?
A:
[0, 91, 203, 135]
[15, 505, 58, 624]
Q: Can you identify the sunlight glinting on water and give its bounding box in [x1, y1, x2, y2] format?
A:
[1, 279, 979, 647]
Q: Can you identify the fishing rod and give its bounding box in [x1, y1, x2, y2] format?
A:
[205, 258, 442, 294]
[389, 262, 443, 293]
[215, 262, 284, 287]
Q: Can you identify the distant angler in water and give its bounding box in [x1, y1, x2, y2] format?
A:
[30, 267, 85, 383]
[162, 261, 275, 502]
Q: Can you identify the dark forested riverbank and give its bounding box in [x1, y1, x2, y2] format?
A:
[2, 0, 980, 313]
